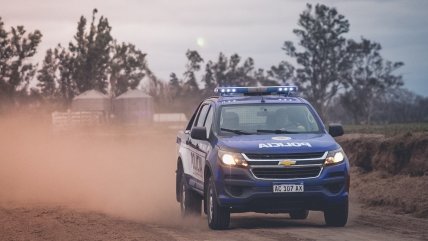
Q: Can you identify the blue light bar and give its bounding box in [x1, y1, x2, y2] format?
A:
[214, 86, 298, 96]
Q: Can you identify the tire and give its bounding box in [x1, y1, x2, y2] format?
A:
[324, 200, 348, 227]
[179, 171, 202, 217]
[206, 176, 230, 230]
[289, 210, 309, 219]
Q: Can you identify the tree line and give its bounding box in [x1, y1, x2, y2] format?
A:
[0, 4, 427, 124]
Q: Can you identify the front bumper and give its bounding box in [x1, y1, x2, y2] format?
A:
[213, 161, 349, 213]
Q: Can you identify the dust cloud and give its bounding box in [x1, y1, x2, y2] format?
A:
[0, 112, 182, 224]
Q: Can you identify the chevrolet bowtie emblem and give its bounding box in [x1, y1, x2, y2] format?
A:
[279, 160, 296, 166]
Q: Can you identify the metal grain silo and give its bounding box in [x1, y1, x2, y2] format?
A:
[113, 89, 153, 124]
[71, 90, 111, 117]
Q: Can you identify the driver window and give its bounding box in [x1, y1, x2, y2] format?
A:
[185, 105, 200, 131]
[195, 104, 210, 127]
[204, 106, 214, 137]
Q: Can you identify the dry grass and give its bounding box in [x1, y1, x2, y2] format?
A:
[344, 123, 428, 137]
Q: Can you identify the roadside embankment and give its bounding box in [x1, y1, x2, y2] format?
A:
[338, 132, 428, 218]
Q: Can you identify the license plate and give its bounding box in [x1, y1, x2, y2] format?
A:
[273, 184, 304, 193]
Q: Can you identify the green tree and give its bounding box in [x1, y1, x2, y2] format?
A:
[266, 61, 295, 85]
[69, 8, 112, 94]
[109, 41, 147, 97]
[56, 45, 76, 106]
[168, 51, 259, 99]
[254, 62, 296, 86]
[0, 17, 42, 102]
[165, 50, 204, 116]
[202, 52, 256, 93]
[37, 48, 57, 99]
[282, 4, 352, 120]
[183, 50, 203, 93]
[38, 9, 152, 106]
[168, 72, 182, 98]
[340, 38, 403, 124]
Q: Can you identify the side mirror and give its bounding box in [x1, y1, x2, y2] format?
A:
[329, 124, 344, 137]
[191, 127, 208, 140]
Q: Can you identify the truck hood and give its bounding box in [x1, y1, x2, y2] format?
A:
[217, 133, 340, 154]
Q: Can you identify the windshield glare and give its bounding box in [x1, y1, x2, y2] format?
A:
[218, 104, 321, 135]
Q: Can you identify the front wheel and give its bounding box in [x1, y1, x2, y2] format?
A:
[206, 176, 230, 230]
[179, 171, 202, 217]
[324, 200, 348, 227]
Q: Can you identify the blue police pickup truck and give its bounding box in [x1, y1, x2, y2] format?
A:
[175, 86, 349, 230]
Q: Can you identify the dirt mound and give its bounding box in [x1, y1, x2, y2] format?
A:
[351, 169, 428, 218]
[339, 132, 428, 218]
[338, 132, 428, 176]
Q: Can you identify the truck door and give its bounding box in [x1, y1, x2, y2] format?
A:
[187, 103, 212, 191]
[177, 103, 200, 180]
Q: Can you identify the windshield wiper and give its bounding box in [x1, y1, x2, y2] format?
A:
[220, 128, 252, 135]
[257, 129, 300, 134]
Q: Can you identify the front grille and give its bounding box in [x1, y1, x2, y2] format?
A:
[247, 159, 324, 166]
[245, 152, 325, 160]
[252, 166, 322, 179]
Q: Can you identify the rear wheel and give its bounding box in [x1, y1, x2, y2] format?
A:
[324, 200, 348, 227]
[289, 210, 309, 219]
[206, 176, 230, 230]
[179, 171, 202, 217]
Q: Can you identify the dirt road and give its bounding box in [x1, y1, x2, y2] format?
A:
[1, 199, 427, 241]
[0, 116, 427, 240]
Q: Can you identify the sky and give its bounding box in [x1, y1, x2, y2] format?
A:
[1, 0, 427, 96]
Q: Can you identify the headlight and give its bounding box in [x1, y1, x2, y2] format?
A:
[218, 150, 248, 167]
[324, 148, 345, 166]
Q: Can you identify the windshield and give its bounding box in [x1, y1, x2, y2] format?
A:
[218, 104, 321, 135]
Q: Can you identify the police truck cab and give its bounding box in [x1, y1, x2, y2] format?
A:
[175, 86, 349, 229]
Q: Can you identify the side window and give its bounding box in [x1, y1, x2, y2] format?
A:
[195, 104, 210, 127]
[204, 106, 214, 137]
[185, 102, 205, 131]
[185, 105, 199, 131]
